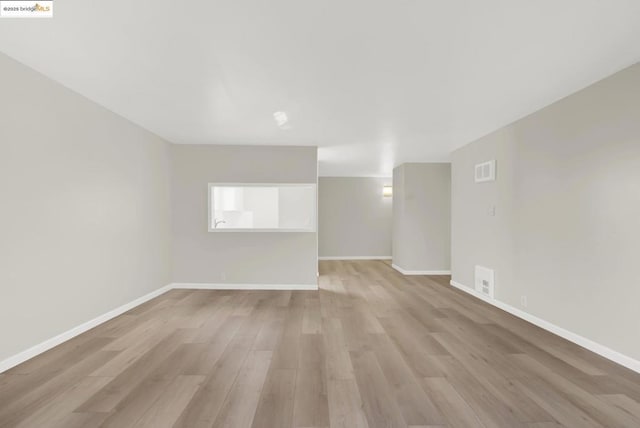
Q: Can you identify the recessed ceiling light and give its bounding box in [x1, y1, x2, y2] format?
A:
[273, 111, 290, 130]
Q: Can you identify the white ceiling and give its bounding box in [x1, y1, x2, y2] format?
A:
[1, 1, 639, 176]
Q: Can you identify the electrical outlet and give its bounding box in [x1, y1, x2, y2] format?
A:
[488, 206, 496, 216]
[521, 295, 528, 308]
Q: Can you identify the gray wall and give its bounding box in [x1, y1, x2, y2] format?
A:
[171, 145, 318, 286]
[0, 53, 172, 363]
[393, 163, 451, 272]
[318, 177, 392, 258]
[451, 63, 640, 360]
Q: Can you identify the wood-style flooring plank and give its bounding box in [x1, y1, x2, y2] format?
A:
[292, 334, 330, 428]
[0, 348, 117, 428]
[13, 376, 112, 428]
[252, 368, 296, 428]
[210, 349, 272, 428]
[75, 330, 192, 413]
[132, 375, 205, 428]
[327, 379, 369, 428]
[369, 334, 444, 426]
[350, 350, 408, 428]
[509, 353, 640, 427]
[173, 332, 257, 427]
[420, 377, 485, 428]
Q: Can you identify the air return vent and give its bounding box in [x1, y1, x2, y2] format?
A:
[475, 160, 496, 183]
[475, 266, 494, 299]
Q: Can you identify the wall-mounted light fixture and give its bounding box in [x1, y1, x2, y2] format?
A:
[383, 185, 393, 197]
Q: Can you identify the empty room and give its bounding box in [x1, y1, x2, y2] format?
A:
[1, 1, 639, 427]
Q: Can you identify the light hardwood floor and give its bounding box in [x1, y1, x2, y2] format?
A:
[1, 260, 640, 427]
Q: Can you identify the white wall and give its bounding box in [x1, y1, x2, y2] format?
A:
[451, 63, 640, 361]
[0, 53, 172, 363]
[318, 177, 392, 258]
[279, 186, 315, 230]
[392, 163, 451, 272]
[172, 145, 318, 286]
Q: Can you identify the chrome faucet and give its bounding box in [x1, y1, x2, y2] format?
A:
[214, 219, 226, 228]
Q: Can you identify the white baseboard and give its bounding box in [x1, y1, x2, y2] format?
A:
[450, 280, 640, 374]
[319, 256, 392, 261]
[0, 284, 173, 374]
[392, 264, 451, 275]
[171, 283, 319, 290]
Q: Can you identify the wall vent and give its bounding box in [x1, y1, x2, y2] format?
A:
[474, 265, 494, 299]
[475, 160, 496, 183]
